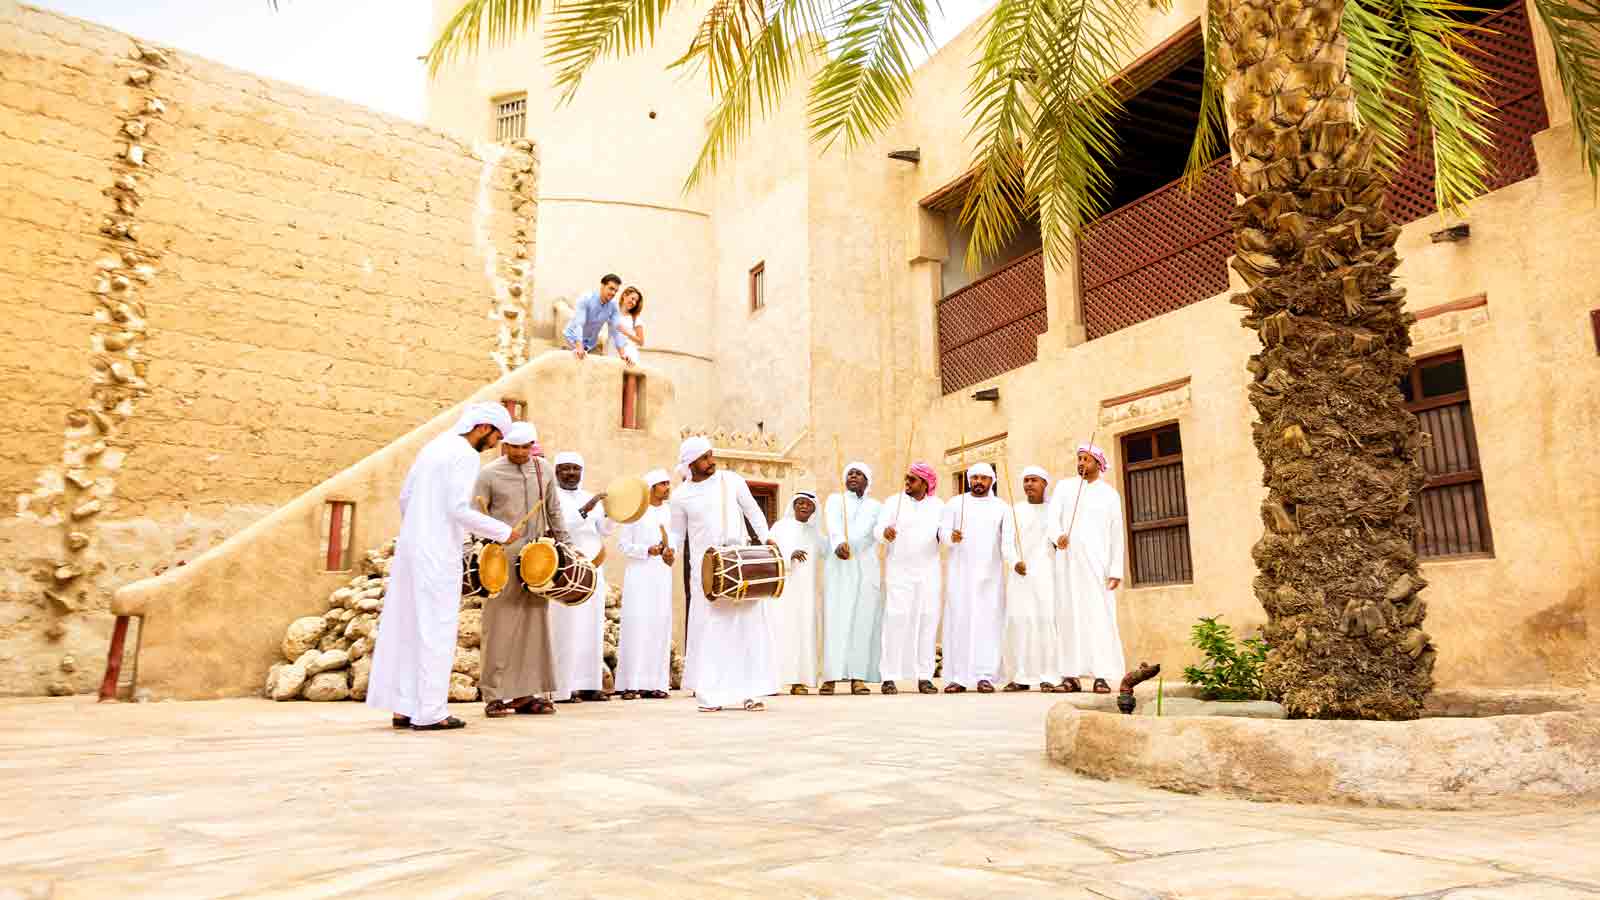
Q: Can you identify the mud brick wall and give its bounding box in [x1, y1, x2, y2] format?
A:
[0, 3, 539, 696]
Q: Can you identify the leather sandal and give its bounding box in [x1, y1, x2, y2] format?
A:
[918, 680, 937, 694]
[1092, 678, 1112, 694]
[1003, 682, 1030, 692]
[790, 685, 809, 695]
[620, 691, 640, 700]
[410, 716, 467, 731]
[1040, 681, 1059, 693]
[516, 697, 556, 715]
[484, 700, 515, 718]
[976, 680, 996, 694]
[647, 690, 670, 699]
[819, 682, 835, 695]
[1061, 678, 1083, 693]
[850, 680, 870, 695]
[881, 681, 898, 695]
[743, 699, 766, 711]
[392, 715, 411, 729]
[943, 683, 966, 694]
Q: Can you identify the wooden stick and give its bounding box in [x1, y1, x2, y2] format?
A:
[1058, 428, 1099, 551]
[997, 456, 1026, 571]
[833, 434, 849, 546]
[511, 498, 544, 533]
[889, 419, 919, 559]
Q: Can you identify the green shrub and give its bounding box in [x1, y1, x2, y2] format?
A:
[1182, 616, 1268, 701]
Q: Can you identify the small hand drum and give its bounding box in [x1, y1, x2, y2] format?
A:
[462, 538, 510, 598]
[517, 538, 560, 591]
[538, 542, 599, 606]
[602, 475, 650, 524]
[702, 544, 786, 603]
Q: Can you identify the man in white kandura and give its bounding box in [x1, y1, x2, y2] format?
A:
[614, 469, 676, 700]
[551, 451, 616, 702]
[367, 402, 519, 732]
[820, 462, 882, 696]
[939, 462, 1014, 694]
[875, 462, 945, 695]
[767, 491, 826, 694]
[1003, 466, 1058, 692]
[669, 436, 779, 712]
[1048, 443, 1126, 695]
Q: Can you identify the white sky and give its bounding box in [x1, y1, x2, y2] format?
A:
[28, 0, 991, 123]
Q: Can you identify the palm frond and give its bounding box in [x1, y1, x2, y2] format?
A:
[1181, 0, 1229, 190]
[546, 0, 678, 102]
[1342, 0, 1415, 169]
[1531, 0, 1600, 180]
[425, 0, 546, 78]
[960, 0, 1138, 271]
[679, 0, 830, 191]
[1391, 0, 1494, 215]
[807, 0, 940, 151]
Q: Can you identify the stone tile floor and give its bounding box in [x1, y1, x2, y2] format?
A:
[1, 691, 1597, 898]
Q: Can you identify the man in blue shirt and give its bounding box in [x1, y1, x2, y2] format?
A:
[563, 273, 624, 360]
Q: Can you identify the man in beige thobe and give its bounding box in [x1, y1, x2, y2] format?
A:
[474, 421, 569, 717]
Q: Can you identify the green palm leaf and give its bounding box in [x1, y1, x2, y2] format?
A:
[1181, 0, 1229, 190]
[546, 0, 678, 102]
[425, 0, 547, 78]
[808, 0, 940, 151]
[1532, 0, 1600, 179]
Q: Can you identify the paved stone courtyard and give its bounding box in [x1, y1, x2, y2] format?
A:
[2, 692, 1597, 899]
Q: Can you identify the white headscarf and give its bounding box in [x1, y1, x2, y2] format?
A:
[554, 451, 584, 469]
[841, 461, 873, 492]
[677, 435, 712, 478]
[504, 422, 537, 446]
[1021, 465, 1051, 485]
[787, 491, 822, 534]
[644, 468, 671, 488]
[966, 462, 996, 482]
[452, 402, 511, 437]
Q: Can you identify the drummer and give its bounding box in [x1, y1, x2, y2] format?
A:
[552, 451, 616, 702]
[473, 422, 568, 718]
[668, 436, 781, 712]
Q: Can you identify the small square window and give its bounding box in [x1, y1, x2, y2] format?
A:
[493, 93, 527, 143]
[749, 262, 765, 312]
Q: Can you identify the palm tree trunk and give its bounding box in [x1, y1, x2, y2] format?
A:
[1219, 0, 1435, 719]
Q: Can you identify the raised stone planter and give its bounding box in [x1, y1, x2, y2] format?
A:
[1046, 702, 1600, 809]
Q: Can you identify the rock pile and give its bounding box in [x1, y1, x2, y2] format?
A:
[268, 540, 637, 701]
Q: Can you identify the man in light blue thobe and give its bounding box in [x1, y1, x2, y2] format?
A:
[562, 273, 625, 359]
[820, 462, 883, 695]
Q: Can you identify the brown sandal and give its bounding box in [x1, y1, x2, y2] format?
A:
[918, 680, 937, 694]
[1060, 678, 1083, 693]
[790, 685, 809, 695]
[485, 700, 515, 718]
[647, 690, 670, 699]
[516, 697, 556, 715]
[410, 715, 467, 731]
[819, 682, 835, 695]
[881, 681, 898, 695]
[850, 680, 870, 695]
[943, 683, 967, 694]
[976, 680, 996, 694]
[1003, 682, 1030, 692]
[391, 715, 411, 729]
[620, 691, 640, 700]
[1040, 681, 1059, 693]
[1092, 679, 1112, 694]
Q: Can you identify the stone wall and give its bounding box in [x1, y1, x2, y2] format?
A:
[0, 2, 539, 696]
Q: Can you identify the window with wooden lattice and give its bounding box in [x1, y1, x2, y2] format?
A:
[1120, 424, 1193, 586]
[493, 94, 527, 142]
[1401, 350, 1494, 558]
[749, 262, 766, 312]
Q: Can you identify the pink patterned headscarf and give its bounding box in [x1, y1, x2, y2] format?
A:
[907, 462, 938, 493]
[1077, 443, 1109, 474]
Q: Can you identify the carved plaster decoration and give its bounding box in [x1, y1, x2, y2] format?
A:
[1410, 295, 1490, 351]
[1099, 377, 1192, 428]
[943, 435, 1009, 470]
[679, 426, 806, 486]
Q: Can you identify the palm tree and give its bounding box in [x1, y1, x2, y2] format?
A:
[421, 0, 1600, 719]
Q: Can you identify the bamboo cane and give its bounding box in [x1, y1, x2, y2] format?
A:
[888, 418, 919, 559]
[832, 434, 849, 547]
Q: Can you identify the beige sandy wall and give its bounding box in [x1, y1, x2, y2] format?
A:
[0, 2, 533, 696]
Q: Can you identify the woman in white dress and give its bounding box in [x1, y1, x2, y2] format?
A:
[613, 285, 645, 365]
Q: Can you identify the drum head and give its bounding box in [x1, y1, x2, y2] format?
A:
[479, 543, 510, 594]
[603, 476, 650, 524]
[519, 539, 559, 588]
